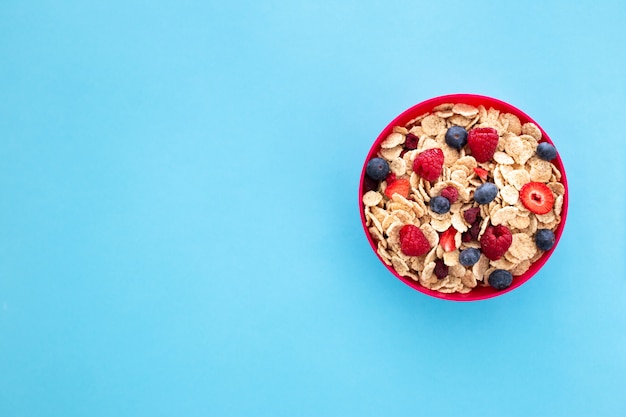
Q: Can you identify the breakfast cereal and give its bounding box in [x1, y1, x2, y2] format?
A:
[362, 103, 566, 293]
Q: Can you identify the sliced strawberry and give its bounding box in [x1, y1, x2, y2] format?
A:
[473, 167, 489, 181]
[384, 178, 410, 199]
[468, 127, 499, 163]
[519, 182, 554, 214]
[440, 226, 457, 252]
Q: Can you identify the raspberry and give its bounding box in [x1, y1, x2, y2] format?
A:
[399, 224, 431, 257]
[404, 133, 419, 150]
[434, 259, 448, 279]
[468, 221, 481, 240]
[440, 186, 458, 203]
[413, 148, 444, 182]
[362, 176, 378, 193]
[468, 127, 499, 163]
[480, 225, 513, 261]
[463, 207, 481, 225]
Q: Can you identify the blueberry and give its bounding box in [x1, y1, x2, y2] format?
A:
[459, 248, 481, 266]
[445, 126, 468, 150]
[366, 157, 390, 181]
[535, 229, 555, 251]
[429, 196, 450, 214]
[474, 182, 498, 204]
[488, 269, 513, 290]
[536, 142, 557, 161]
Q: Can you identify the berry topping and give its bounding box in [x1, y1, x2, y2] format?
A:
[413, 148, 444, 182]
[440, 186, 459, 204]
[480, 225, 513, 261]
[474, 182, 498, 204]
[519, 182, 554, 214]
[535, 229, 556, 251]
[434, 259, 448, 279]
[463, 207, 481, 225]
[445, 126, 468, 150]
[440, 226, 457, 252]
[468, 220, 481, 240]
[459, 248, 481, 266]
[473, 167, 489, 181]
[430, 196, 451, 214]
[488, 269, 513, 290]
[362, 176, 378, 193]
[536, 142, 557, 161]
[468, 127, 499, 163]
[404, 133, 419, 150]
[384, 178, 410, 199]
[366, 157, 390, 181]
[399, 224, 431, 256]
[462, 208, 483, 242]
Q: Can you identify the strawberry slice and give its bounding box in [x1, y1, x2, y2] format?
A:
[439, 226, 457, 252]
[468, 127, 499, 163]
[519, 182, 554, 214]
[384, 178, 410, 199]
[473, 167, 489, 181]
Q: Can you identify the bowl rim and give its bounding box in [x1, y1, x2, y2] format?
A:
[359, 93, 569, 301]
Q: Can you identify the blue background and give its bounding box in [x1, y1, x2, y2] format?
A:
[1, 1, 625, 416]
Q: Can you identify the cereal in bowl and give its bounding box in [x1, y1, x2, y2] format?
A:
[362, 103, 565, 293]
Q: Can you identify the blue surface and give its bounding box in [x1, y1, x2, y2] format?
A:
[1, 1, 625, 416]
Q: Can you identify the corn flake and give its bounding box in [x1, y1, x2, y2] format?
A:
[521, 122, 542, 141]
[381, 132, 405, 148]
[362, 191, 383, 207]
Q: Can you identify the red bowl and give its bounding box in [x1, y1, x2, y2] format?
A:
[359, 94, 569, 301]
